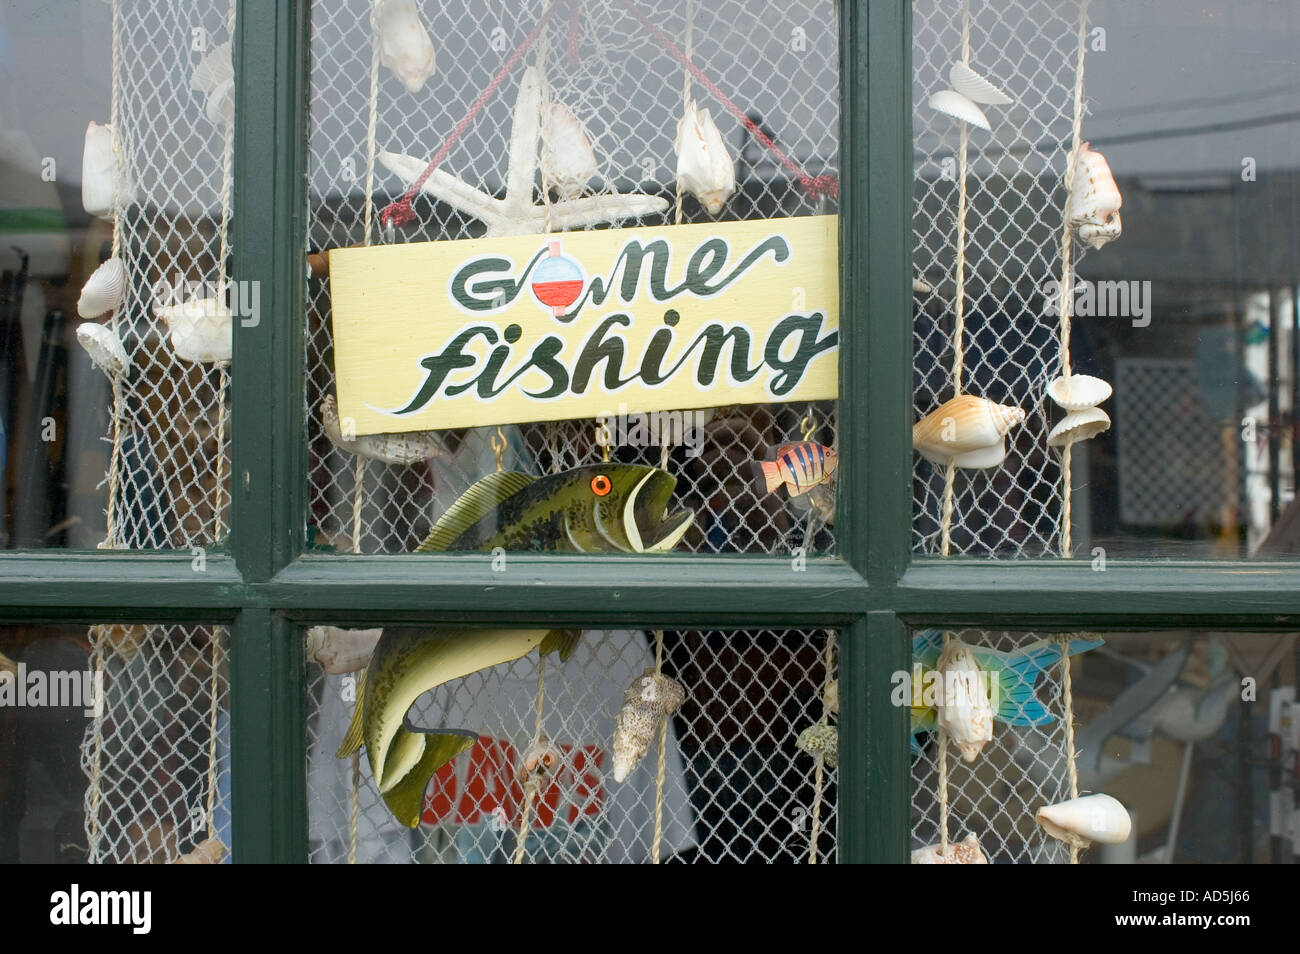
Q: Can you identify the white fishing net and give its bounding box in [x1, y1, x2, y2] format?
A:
[306, 627, 836, 864]
[307, 0, 840, 557]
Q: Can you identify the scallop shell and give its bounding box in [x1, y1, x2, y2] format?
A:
[934, 641, 994, 763]
[1047, 374, 1112, 411]
[541, 102, 599, 200]
[81, 121, 135, 220]
[157, 297, 233, 364]
[1036, 793, 1132, 848]
[674, 96, 737, 215]
[948, 61, 1012, 105]
[1069, 142, 1122, 249]
[1047, 407, 1111, 448]
[927, 90, 990, 131]
[375, 0, 436, 94]
[911, 833, 989, 864]
[76, 322, 130, 379]
[795, 723, 838, 768]
[319, 395, 443, 465]
[913, 394, 1025, 469]
[612, 668, 685, 783]
[77, 257, 127, 318]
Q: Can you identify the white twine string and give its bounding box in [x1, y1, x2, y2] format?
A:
[807, 630, 835, 864]
[513, 656, 548, 864]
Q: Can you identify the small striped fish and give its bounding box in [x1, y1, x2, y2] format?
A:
[754, 442, 837, 496]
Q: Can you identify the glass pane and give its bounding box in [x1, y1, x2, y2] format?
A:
[308, 1, 840, 555]
[907, 627, 1297, 864]
[1, 622, 230, 864]
[306, 625, 838, 863]
[0, 1, 236, 549]
[912, 1, 1300, 558]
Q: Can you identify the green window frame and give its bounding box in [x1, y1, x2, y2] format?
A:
[0, 0, 1295, 864]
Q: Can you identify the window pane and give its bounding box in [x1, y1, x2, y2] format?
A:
[912, 1, 1300, 558]
[308, 1, 841, 555]
[306, 625, 838, 863]
[1, 622, 230, 864]
[0, 1, 236, 549]
[907, 627, 1296, 864]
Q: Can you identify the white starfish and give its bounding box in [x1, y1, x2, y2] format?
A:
[379, 65, 668, 237]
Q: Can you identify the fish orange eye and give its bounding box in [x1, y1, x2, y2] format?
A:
[591, 474, 612, 496]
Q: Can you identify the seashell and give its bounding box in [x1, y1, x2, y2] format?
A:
[541, 101, 599, 200]
[1069, 142, 1122, 250]
[305, 626, 382, 674]
[927, 90, 990, 131]
[156, 297, 232, 364]
[674, 96, 737, 215]
[934, 641, 994, 763]
[191, 41, 233, 95]
[76, 322, 131, 379]
[795, 722, 838, 768]
[77, 257, 127, 318]
[319, 395, 443, 465]
[948, 61, 1012, 106]
[205, 78, 235, 128]
[1036, 793, 1132, 848]
[0, 649, 15, 679]
[174, 836, 227, 865]
[913, 277, 933, 294]
[911, 833, 989, 864]
[1048, 407, 1110, 448]
[81, 121, 135, 220]
[612, 668, 685, 783]
[519, 734, 564, 784]
[375, 0, 436, 94]
[823, 678, 838, 715]
[913, 394, 1025, 469]
[1047, 373, 1111, 411]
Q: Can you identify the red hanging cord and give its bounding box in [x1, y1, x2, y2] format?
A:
[620, 1, 838, 202]
[380, 3, 561, 228]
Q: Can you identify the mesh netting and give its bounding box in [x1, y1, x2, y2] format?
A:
[307, 0, 839, 555]
[307, 628, 837, 863]
[912, 0, 1091, 557]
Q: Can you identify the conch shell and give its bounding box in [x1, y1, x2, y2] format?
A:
[934, 641, 994, 763]
[541, 101, 599, 200]
[612, 668, 685, 783]
[76, 323, 130, 379]
[911, 833, 989, 864]
[1036, 793, 1132, 848]
[77, 257, 127, 318]
[913, 394, 1025, 469]
[674, 96, 736, 215]
[157, 297, 232, 364]
[375, 0, 436, 94]
[1046, 373, 1111, 411]
[795, 722, 838, 768]
[81, 121, 135, 220]
[948, 61, 1011, 105]
[927, 90, 990, 131]
[1047, 407, 1110, 448]
[319, 396, 443, 465]
[1069, 142, 1122, 250]
[304, 626, 382, 674]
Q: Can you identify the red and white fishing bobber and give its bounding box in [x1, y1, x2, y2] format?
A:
[530, 239, 584, 317]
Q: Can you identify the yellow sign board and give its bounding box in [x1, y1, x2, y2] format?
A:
[329, 215, 839, 435]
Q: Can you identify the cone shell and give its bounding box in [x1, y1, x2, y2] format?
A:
[157, 297, 232, 364]
[375, 0, 436, 94]
[612, 668, 684, 783]
[1070, 143, 1122, 249]
[934, 641, 994, 763]
[796, 722, 838, 768]
[927, 90, 990, 131]
[76, 322, 130, 379]
[911, 833, 989, 864]
[541, 102, 599, 200]
[948, 61, 1011, 105]
[1048, 407, 1110, 448]
[674, 96, 737, 215]
[913, 394, 1025, 468]
[1047, 374, 1111, 411]
[320, 395, 443, 465]
[81, 121, 134, 220]
[1036, 793, 1132, 848]
[77, 257, 127, 318]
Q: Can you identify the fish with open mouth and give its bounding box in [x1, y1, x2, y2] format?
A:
[338, 464, 694, 826]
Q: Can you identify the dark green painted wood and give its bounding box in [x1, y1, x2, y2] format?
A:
[0, 553, 243, 616]
[230, 608, 307, 864]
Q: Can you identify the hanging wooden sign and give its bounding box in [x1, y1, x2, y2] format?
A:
[329, 215, 838, 435]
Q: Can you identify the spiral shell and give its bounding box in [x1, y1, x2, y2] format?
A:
[796, 723, 838, 768]
[375, 0, 436, 94]
[1047, 407, 1110, 448]
[927, 90, 990, 131]
[911, 833, 989, 864]
[77, 257, 127, 318]
[934, 641, 994, 763]
[1036, 793, 1132, 848]
[674, 96, 737, 215]
[76, 322, 130, 379]
[612, 668, 684, 783]
[913, 395, 1025, 469]
[541, 102, 599, 200]
[319, 395, 443, 465]
[1046, 374, 1111, 411]
[948, 61, 1011, 105]
[1069, 143, 1122, 250]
